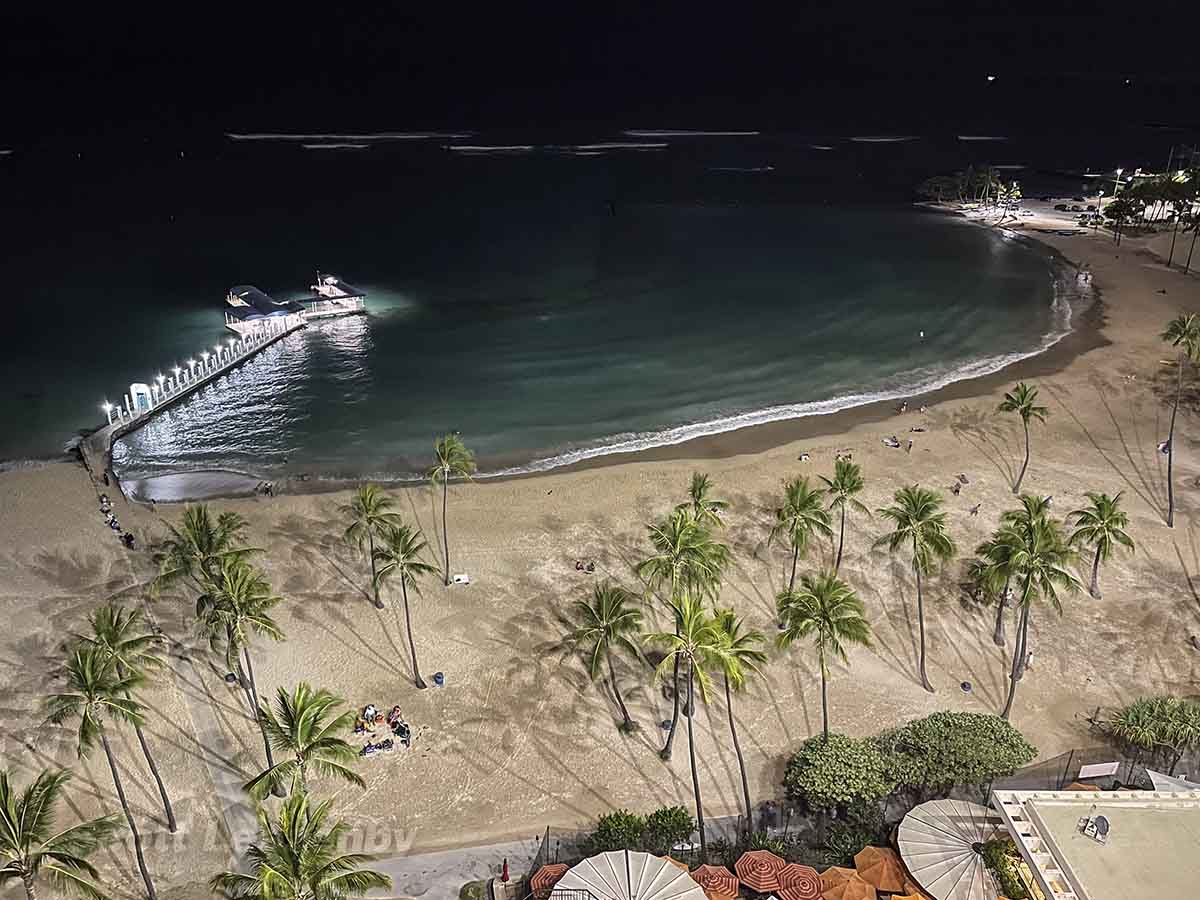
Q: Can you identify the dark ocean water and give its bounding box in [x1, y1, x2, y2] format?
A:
[0, 127, 1175, 479]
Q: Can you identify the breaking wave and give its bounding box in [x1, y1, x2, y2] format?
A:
[227, 132, 471, 141]
[623, 130, 759, 137]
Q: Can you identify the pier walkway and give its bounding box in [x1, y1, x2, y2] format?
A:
[80, 318, 305, 481]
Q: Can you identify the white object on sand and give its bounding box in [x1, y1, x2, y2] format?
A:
[452, 573, 471, 585]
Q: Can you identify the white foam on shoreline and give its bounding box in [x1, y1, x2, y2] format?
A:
[623, 130, 759, 137]
[709, 166, 774, 172]
[446, 145, 536, 153]
[849, 135, 919, 143]
[958, 135, 1009, 141]
[301, 143, 370, 150]
[228, 132, 471, 141]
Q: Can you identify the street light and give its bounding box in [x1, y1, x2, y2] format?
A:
[102, 401, 113, 424]
[1114, 168, 1124, 196]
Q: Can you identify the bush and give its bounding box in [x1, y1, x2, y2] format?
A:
[980, 837, 1029, 900]
[458, 881, 486, 900]
[589, 809, 646, 852]
[784, 734, 895, 810]
[820, 821, 875, 868]
[644, 806, 694, 855]
[747, 831, 789, 856]
[873, 712, 1037, 795]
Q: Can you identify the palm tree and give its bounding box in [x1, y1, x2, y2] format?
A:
[770, 477, 833, 592]
[243, 683, 365, 799]
[975, 531, 1015, 647]
[1068, 491, 1134, 599]
[427, 433, 477, 586]
[777, 571, 871, 741]
[647, 596, 725, 861]
[568, 583, 644, 733]
[0, 768, 122, 900]
[373, 523, 439, 689]
[75, 604, 176, 833]
[998, 382, 1049, 494]
[198, 559, 286, 789]
[997, 502, 1081, 719]
[210, 790, 391, 900]
[153, 504, 257, 595]
[1162, 314, 1200, 527]
[820, 459, 870, 572]
[711, 608, 767, 835]
[876, 485, 956, 693]
[636, 508, 729, 760]
[340, 485, 402, 610]
[44, 646, 157, 900]
[676, 472, 728, 528]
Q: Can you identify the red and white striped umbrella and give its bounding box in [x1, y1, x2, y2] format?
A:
[690, 864, 739, 900]
[777, 862, 823, 900]
[735, 850, 786, 893]
[531, 863, 569, 898]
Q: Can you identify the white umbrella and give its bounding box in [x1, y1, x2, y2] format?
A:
[552, 850, 706, 900]
[897, 799, 1004, 900]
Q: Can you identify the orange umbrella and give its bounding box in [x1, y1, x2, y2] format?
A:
[530, 863, 568, 899]
[854, 846, 904, 893]
[661, 855, 690, 873]
[692, 863, 739, 900]
[735, 850, 787, 892]
[902, 877, 936, 899]
[821, 866, 876, 900]
[777, 862, 823, 900]
[1065, 782, 1101, 791]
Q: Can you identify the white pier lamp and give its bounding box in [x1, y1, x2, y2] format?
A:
[201, 350, 210, 371]
[155, 374, 166, 398]
[214, 344, 223, 364]
[102, 401, 113, 425]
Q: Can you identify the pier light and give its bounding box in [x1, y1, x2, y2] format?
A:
[173, 365, 181, 378]
[102, 401, 113, 424]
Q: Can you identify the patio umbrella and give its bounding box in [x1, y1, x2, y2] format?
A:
[819, 868, 876, 900]
[777, 862, 823, 900]
[552, 850, 706, 900]
[662, 856, 690, 873]
[897, 799, 1003, 900]
[735, 850, 787, 893]
[1064, 782, 1101, 791]
[854, 846, 904, 892]
[531, 863, 569, 898]
[691, 864, 739, 900]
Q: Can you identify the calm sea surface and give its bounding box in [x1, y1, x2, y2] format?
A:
[0, 133, 1104, 480]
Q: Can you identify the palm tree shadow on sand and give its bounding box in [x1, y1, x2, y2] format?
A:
[947, 405, 1018, 488]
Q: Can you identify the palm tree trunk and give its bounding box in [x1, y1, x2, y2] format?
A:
[21, 872, 36, 900]
[820, 660, 831, 740]
[1168, 358, 1183, 527]
[914, 559, 934, 693]
[1002, 601, 1031, 719]
[368, 530, 382, 609]
[993, 577, 1010, 646]
[1013, 420, 1030, 494]
[608, 649, 634, 732]
[724, 674, 753, 835]
[400, 579, 427, 689]
[1089, 547, 1102, 599]
[134, 722, 177, 833]
[789, 544, 799, 592]
[100, 732, 157, 900]
[661, 649, 681, 760]
[685, 661, 707, 861]
[835, 506, 846, 572]
[1169, 214, 1182, 267]
[441, 476, 451, 586]
[1186, 223, 1198, 275]
[242, 647, 283, 797]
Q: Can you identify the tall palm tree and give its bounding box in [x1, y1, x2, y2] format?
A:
[1068, 491, 1134, 599]
[75, 604, 176, 833]
[340, 485, 402, 610]
[777, 571, 871, 741]
[636, 508, 729, 760]
[210, 790, 391, 900]
[998, 382, 1049, 494]
[198, 559, 286, 789]
[876, 485, 956, 693]
[770, 477, 833, 592]
[153, 504, 257, 595]
[648, 596, 725, 861]
[428, 433, 477, 586]
[975, 531, 1016, 647]
[243, 683, 365, 799]
[820, 459, 870, 572]
[0, 768, 122, 900]
[676, 472, 728, 529]
[568, 583, 644, 733]
[711, 608, 767, 835]
[1162, 313, 1200, 527]
[997, 503, 1081, 719]
[373, 523, 439, 689]
[44, 646, 158, 900]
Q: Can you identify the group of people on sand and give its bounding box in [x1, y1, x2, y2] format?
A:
[99, 494, 136, 549]
[254, 480, 275, 496]
[354, 703, 411, 756]
[574, 559, 596, 574]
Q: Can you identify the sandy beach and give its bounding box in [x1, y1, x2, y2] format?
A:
[3, 204, 1200, 898]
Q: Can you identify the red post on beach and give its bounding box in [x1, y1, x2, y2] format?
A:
[502, 858, 509, 882]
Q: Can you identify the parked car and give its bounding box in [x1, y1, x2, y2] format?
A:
[1086, 204, 1096, 211]
[1054, 203, 1069, 211]
[1069, 204, 1083, 211]
[1071, 196, 1085, 202]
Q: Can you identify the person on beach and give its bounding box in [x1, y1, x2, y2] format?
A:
[906, 438, 913, 453]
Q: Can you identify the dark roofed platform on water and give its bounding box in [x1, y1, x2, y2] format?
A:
[228, 285, 306, 316]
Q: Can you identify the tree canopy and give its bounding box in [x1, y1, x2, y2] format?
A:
[784, 733, 894, 810]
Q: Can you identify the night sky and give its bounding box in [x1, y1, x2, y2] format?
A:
[3, 5, 1198, 145]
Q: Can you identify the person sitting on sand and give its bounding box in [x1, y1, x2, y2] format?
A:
[951, 482, 961, 495]
[575, 559, 584, 571]
[969, 503, 981, 516]
[882, 436, 901, 449]
[898, 401, 908, 413]
[586, 561, 596, 574]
